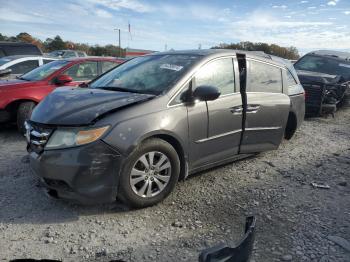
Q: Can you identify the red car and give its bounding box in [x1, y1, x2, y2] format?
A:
[0, 57, 123, 132]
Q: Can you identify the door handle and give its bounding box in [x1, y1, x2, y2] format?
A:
[246, 105, 260, 113]
[230, 106, 243, 114]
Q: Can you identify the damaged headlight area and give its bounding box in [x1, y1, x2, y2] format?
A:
[45, 126, 109, 150]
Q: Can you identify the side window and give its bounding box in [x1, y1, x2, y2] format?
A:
[286, 70, 297, 86]
[63, 62, 98, 81]
[171, 81, 191, 105]
[195, 58, 235, 96]
[8, 60, 39, 74]
[78, 52, 86, 57]
[247, 61, 282, 93]
[43, 59, 54, 64]
[63, 51, 76, 58]
[0, 48, 5, 57]
[101, 61, 118, 73]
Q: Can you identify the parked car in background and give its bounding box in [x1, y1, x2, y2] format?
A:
[0, 42, 43, 58]
[26, 50, 304, 208]
[0, 56, 57, 80]
[47, 50, 88, 58]
[294, 50, 350, 116]
[0, 57, 124, 132]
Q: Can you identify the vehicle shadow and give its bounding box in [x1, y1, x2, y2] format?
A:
[0, 166, 131, 225]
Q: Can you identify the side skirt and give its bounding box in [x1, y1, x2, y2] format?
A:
[188, 153, 255, 176]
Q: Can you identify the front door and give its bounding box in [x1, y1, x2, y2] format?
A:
[187, 57, 243, 169]
[240, 59, 290, 153]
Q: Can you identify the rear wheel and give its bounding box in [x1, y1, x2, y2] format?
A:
[17, 101, 36, 134]
[118, 139, 180, 208]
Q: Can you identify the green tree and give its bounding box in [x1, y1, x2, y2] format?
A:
[0, 33, 7, 41]
[212, 41, 299, 60]
[44, 35, 66, 51]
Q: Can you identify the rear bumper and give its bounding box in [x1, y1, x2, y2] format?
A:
[29, 140, 123, 204]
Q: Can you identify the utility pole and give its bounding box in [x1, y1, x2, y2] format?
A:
[114, 28, 121, 57]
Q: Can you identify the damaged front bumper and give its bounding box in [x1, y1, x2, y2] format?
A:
[199, 216, 256, 262]
[29, 140, 123, 204]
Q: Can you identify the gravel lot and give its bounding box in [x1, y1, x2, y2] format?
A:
[0, 102, 349, 262]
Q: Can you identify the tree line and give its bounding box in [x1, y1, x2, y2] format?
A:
[0, 32, 125, 57]
[0, 32, 300, 59]
[212, 42, 299, 60]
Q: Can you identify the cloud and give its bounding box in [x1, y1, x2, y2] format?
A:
[231, 12, 332, 29]
[96, 9, 113, 18]
[0, 8, 50, 24]
[87, 0, 153, 13]
[327, 0, 339, 6]
[272, 5, 287, 9]
[1, 0, 349, 52]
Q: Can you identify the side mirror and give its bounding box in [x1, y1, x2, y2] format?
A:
[55, 75, 73, 85]
[0, 69, 12, 77]
[79, 82, 89, 88]
[193, 85, 221, 101]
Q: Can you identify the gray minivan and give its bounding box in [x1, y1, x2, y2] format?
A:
[26, 50, 305, 208]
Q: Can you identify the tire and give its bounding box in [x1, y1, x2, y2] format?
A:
[118, 138, 180, 208]
[17, 101, 36, 134]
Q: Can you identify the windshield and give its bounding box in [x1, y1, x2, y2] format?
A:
[295, 55, 350, 81]
[90, 54, 201, 95]
[20, 60, 69, 81]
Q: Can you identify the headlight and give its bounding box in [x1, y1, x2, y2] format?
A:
[45, 126, 109, 149]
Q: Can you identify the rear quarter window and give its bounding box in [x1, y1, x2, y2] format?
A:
[286, 70, 298, 86]
[247, 60, 282, 93]
[8, 60, 39, 74]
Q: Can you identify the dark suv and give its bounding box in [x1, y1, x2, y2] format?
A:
[294, 50, 350, 116]
[0, 42, 43, 58]
[26, 50, 305, 208]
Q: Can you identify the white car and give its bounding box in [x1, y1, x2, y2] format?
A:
[0, 55, 57, 79]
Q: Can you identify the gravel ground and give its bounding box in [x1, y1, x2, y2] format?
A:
[0, 103, 349, 262]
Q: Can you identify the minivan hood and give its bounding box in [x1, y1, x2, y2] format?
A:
[31, 87, 155, 126]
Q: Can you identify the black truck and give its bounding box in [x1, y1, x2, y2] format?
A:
[294, 50, 350, 116]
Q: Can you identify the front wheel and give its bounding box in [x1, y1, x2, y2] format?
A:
[118, 139, 180, 208]
[17, 101, 36, 134]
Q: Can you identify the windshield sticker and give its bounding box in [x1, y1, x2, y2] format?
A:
[339, 63, 350, 68]
[160, 64, 183, 71]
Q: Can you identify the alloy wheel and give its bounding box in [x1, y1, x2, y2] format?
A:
[130, 151, 172, 198]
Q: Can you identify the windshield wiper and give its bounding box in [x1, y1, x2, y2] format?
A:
[98, 86, 154, 94]
[16, 76, 30, 81]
